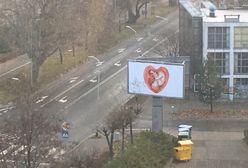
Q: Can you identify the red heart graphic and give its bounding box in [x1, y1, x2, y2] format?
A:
[144, 65, 169, 93]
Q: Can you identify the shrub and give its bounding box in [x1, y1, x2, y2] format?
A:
[105, 131, 175, 168]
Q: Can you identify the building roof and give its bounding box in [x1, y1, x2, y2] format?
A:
[179, 0, 202, 17]
[202, 8, 248, 22]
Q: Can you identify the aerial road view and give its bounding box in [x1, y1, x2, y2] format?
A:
[0, 0, 248, 167]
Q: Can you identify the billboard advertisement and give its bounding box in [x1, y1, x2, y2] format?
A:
[128, 60, 184, 98]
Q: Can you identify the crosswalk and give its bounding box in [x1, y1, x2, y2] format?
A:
[0, 133, 65, 166]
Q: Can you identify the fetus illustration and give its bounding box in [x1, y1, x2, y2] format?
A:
[143, 65, 169, 93]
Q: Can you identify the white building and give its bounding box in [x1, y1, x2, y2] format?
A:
[202, 6, 248, 100]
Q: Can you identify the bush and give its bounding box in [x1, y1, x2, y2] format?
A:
[244, 129, 248, 145]
[105, 131, 175, 168]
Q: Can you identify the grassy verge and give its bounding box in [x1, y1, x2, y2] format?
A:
[105, 131, 176, 168]
[0, 3, 173, 105]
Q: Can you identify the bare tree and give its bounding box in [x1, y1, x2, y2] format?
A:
[0, 0, 68, 85]
[0, 75, 61, 168]
[124, 0, 150, 24]
[98, 111, 121, 158]
[153, 31, 179, 57]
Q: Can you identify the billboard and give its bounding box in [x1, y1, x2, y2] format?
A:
[128, 60, 184, 98]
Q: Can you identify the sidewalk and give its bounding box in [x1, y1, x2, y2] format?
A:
[0, 54, 30, 80]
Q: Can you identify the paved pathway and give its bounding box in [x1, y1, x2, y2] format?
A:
[0, 54, 30, 80]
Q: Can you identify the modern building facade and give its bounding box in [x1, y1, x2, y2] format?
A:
[179, 0, 248, 100]
[202, 6, 248, 100]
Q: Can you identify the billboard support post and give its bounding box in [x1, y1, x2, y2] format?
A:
[152, 96, 163, 132]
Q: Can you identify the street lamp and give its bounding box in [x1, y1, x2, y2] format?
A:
[155, 15, 168, 21]
[88, 56, 103, 100]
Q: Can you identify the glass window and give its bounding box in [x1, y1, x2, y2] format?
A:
[234, 27, 248, 49]
[208, 27, 230, 49]
[234, 53, 248, 74]
[234, 78, 248, 85]
[208, 53, 229, 74]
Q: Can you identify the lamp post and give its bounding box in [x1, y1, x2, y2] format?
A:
[155, 15, 168, 21]
[88, 56, 103, 100]
[125, 25, 137, 37]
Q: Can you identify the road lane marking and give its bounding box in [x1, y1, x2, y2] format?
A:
[89, 77, 97, 83]
[118, 48, 126, 53]
[96, 61, 104, 67]
[11, 77, 20, 81]
[69, 76, 79, 83]
[137, 37, 143, 42]
[36, 96, 48, 104]
[114, 61, 121, 67]
[58, 96, 67, 103]
[40, 79, 85, 108]
[136, 48, 141, 53]
[153, 37, 159, 42]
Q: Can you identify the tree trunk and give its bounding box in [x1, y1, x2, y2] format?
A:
[85, 30, 89, 50]
[118, 11, 121, 32]
[72, 42, 75, 57]
[127, 9, 137, 23]
[59, 48, 63, 64]
[210, 88, 213, 112]
[121, 126, 125, 153]
[130, 118, 133, 144]
[31, 59, 40, 86]
[210, 102, 213, 113]
[109, 131, 114, 157]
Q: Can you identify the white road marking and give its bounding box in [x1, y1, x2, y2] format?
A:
[114, 61, 121, 67]
[36, 96, 48, 104]
[40, 79, 85, 108]
[137, 37, 143, 42]
[13, 146, 25, 155]
[89, 77, 97, 83]
[118, 48, 126, 53]
[136, 48, 142, 53]
[69, 76, 79, 83]
[11, 77, 20, 81]
[59, 96, 67, 103]
[153, 37, 159, 42]
[96, 61, 104, 67]
[2, 145, 17, 155]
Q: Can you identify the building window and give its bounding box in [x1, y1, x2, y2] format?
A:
[234, 27, 248, 49]
[222, 78, 229, 94]
[208, 53, 229, 74]
[208, 27, 230, 49]
[234, 78, 248, 85]
[234, 53, 248, 74]
[234, 78, 248, 98]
